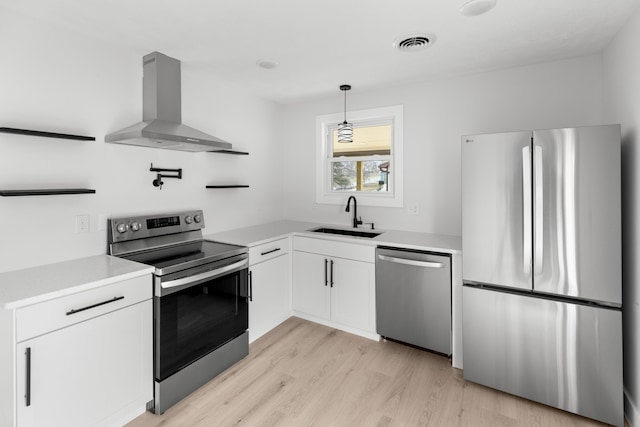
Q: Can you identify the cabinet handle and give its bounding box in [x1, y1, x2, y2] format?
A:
[249, 270, 253, 302]
[25, 347, 31, 407]
[261, 247, 281, 256]
[324, 259, 328, 286]
[65, 296, 125, 316]
[330, 260, 334, 288]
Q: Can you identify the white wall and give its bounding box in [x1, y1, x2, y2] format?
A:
[603, 6, 640, 426]
[0, 8, 285, 273]
[282, 55, 604, 235]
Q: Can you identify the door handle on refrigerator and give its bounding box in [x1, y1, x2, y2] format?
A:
[522, 146, 532, 275]
[534, 145, 543, 274]
[248, 270, 253, 302]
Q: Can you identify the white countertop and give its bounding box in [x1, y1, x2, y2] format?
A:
[205, 220, 461, 254]
[206, 219, 464, 369]
[0, 255, 154, 309]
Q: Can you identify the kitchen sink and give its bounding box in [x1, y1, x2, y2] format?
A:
[310, 227, 382, 238]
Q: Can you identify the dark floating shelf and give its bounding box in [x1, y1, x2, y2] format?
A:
[206, 185, 250, 189]
[208, 150, 249, 155]
[0, 127, 95, 141]
[0, 188, 96, 197]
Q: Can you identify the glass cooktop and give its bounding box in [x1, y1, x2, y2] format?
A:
[121, 240, 246, 276]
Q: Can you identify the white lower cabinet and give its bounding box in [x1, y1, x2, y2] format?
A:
[248, 238, 291, 342]
[10, 275, 153, 427]
[292, 236, 376, 337]
[291, 251, 330, 319]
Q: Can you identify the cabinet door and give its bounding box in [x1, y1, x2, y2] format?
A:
[292, 251, 330, 320]
[331, 258, 375, 333]
[249, 253, 291, 342]
[16, 300, 152, 427]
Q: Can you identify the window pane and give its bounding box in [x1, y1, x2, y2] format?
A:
[331, 160, 390, 192]
[332, 124, 391, 157]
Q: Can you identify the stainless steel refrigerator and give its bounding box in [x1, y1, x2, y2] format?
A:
[461, 125, 623, 426]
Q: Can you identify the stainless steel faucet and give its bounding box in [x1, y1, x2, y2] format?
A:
[345, 196, 363, 228]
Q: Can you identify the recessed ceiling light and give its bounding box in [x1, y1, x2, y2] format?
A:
[459, 0, 496, 16]
[256, 59, 278, 69]
[392, 33, 437, 52]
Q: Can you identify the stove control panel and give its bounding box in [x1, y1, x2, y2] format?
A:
[107, 210, 205, 243]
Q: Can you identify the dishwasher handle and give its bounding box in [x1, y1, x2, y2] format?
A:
[377, 254, 445, 268]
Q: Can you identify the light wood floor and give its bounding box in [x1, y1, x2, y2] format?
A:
[127, 317, 621, 427]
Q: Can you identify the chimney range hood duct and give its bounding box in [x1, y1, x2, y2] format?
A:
[105, 52, 232, 152]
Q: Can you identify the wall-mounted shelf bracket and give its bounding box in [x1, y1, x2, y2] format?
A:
[150, 163, 182, 190]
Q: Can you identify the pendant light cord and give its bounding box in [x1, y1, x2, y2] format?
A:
[343, 88, 347, 122]
[340, 84, 351, 123]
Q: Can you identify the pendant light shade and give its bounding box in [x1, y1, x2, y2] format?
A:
[338, 84, 353, 143]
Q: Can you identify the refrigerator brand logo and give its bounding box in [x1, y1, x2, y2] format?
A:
[465, 139, 474, 143]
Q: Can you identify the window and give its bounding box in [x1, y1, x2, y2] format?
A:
[316, 105, 403, 207]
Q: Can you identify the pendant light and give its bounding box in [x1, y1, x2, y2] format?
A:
[338, 84, 353, 143]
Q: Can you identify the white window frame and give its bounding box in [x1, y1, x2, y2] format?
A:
[315, 105, 403, 207]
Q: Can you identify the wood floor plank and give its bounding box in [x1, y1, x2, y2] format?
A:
[126, 317, 623, 427]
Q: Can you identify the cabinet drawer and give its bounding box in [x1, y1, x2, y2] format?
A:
[249, 237, 289, 266]
[16, 274, 152, 342]
[293, 236, 374, 263]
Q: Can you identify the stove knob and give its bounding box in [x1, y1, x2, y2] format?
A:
[116, 223, 129, 233]
[184, 215, 193, 224]
[194, 214, 202, 223]
[130, 221, 140, 232]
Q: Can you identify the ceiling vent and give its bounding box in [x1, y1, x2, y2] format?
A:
[393, 34, 437, 52]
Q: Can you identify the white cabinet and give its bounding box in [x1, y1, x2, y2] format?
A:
[291, 250, 330, 319]
[7, 275, 152, 427]
[248, 237, 291, 342]
[292, 236, 376, 338]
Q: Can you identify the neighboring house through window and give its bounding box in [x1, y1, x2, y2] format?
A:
[315, 105, 403, 207]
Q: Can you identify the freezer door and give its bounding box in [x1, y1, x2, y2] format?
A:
[463, 286, 623, 427]
[462, 131, 532, 290]
[533, 125, 621, 305]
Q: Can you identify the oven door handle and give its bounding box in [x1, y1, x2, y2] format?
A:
[161, 259, 248, 290]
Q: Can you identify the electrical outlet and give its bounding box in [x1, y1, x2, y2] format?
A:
[75, 214, 90, 233]
[407, 204, 419, 215]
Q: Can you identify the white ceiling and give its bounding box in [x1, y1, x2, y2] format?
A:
[3, 0, 640, 104]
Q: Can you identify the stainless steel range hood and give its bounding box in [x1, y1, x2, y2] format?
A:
[105, 52, 232, 152]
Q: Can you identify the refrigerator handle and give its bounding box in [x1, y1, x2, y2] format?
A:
[522, 146, 532, 275]
[534, 145, 543, 274]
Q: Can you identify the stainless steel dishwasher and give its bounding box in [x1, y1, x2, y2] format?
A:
[375, 246, 451, 355]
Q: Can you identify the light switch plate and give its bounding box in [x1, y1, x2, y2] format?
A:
[98, 213, 109, 231]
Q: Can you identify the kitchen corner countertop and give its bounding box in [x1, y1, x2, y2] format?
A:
[204, 220, 318, 247]
[207, 219, 464, 370]
[0, 255, 154, 309]
[205, 220, 461, 254]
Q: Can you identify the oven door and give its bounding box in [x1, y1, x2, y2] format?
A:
[154, 254, 249, 382]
